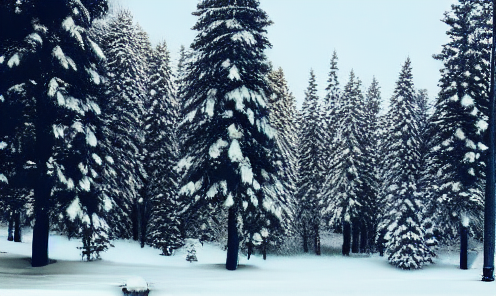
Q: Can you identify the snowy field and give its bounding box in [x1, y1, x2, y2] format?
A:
[0, 228, 495, 296]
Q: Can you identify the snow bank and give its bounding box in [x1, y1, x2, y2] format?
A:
[125, 276, 148, 292]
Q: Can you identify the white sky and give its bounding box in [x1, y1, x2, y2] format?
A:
[115, 0, 457, 109]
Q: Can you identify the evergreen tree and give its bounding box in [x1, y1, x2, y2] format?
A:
[178, 0, 286, 270]
[267, 67, 298, 223]
[321, 70, 368, 256]
[429, 0, 491, 242]
[296, 70, 324, 255]
[99, 9, 148, 241]
[0, 0, 111, 266]
[378, 58, 432, 269]
[145, 41, 184, 255]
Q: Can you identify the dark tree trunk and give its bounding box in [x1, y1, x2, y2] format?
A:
[226, 207, 239, 270]
[262, 240, 267, 260]
[131, 202, 139, 241]
[139, 200, 147, 248]
[32, 100, 52, 267]
[460, 224, 468, 270]
[302, 222, 309, 253]
[14, 210, 22, 242]
[7, 211, 14, 241]
[314, 223, 321, 256]
[32, 204, 50, 267]
[247, 241, 253, 260]
[342, 221, 351, 256]
[360, 222, 368, 253]
[352, 220, 360, 253]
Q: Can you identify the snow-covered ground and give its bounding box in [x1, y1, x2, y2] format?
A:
[0, 227, 495, 296]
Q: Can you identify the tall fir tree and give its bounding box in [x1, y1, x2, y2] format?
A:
[296, 70, 324, 255]
[378, 58, 432, 269]
[428, 0, 491, 242]
[321, 70, 368, 256]
[98, 9, 148, 241]
[178, 0, 287, 270]
[0, 0, 112, 266]
[267, 66, 299, 254]
[145, 41, 184, 255]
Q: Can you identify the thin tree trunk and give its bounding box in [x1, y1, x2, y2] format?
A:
[226, 207, 239, 270]
[247, 241, 253, 260]
[139, 199, 147, 248]
[352, 220, 360, 253]
[262, 240, 267, 260]
[342, 221, 351, 256]
[302, 222, 309, 253]
[461, 223, 468, 270]
[131, 202, 139, 241]
[360, 221, 368, 253]
[14, 210, 21, 242]
[7, 211, 14, 241]
[314, 223, 321, 256]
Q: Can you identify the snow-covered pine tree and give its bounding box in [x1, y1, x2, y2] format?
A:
[378, 58, 432, 269]
[429, 0, 491, 243]
[358, 77, 382, 253]
[296, 70, 324, 255]
[178, 0, 287, 271]
[0, 0, 112, 266]
[320, 51, 341, 189]
[145, 41, 184, 255]
[98, 9, 148, 241]
[267, 66, 299, 250]
[321, 70, 367, 256]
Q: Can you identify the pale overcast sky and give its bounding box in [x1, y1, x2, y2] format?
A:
[115, 0, 457, 109]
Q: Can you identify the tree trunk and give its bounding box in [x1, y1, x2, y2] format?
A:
[262, 240, 267, 260]
[7, 211, 14, 241]
[14, 210, 21, 242]
[460, 224, 468, 270]
[247, 241, 253, 260]
[302, 222, 309, 253]
[131, 202, 139, 241]
[360, 221, 368, 253]
[352, 220, 360, 253]
[226, 207, 239, 270]
[314, 223, 321, 256]
[139, 200, 147, 248]
[342, 221, 351, 256]
[32, 205, 50, 267]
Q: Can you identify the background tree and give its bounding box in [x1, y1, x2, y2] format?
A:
[296, 70, 324, 255]
[378, 59, 433, 269]
[145, 41, 184, 255]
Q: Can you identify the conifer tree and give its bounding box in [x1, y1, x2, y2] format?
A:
[0, 0, 111, 266]
[267, 67, 298, 222]
[145, 41, 184, 255]
[429, 0, 491, 242]
[321, 70, 368, 256]
[296, 70, 324, 255]
[378, 59, 432, 269]
[178, 0, 286, 270]
[98, 9, 148, 240]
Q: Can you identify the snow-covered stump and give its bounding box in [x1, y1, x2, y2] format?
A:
[122, 277, 149, 296]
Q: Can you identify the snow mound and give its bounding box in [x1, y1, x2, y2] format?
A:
[125, 276, 148, 292]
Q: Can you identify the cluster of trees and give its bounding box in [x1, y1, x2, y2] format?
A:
[0, 0, 492, 271]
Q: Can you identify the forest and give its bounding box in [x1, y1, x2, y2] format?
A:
[0, 0, 493, 275]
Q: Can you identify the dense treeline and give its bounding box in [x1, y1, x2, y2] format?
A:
[0, 0, 491, 270]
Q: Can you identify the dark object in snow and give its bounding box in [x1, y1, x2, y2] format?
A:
[122, 288, 150, 296]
